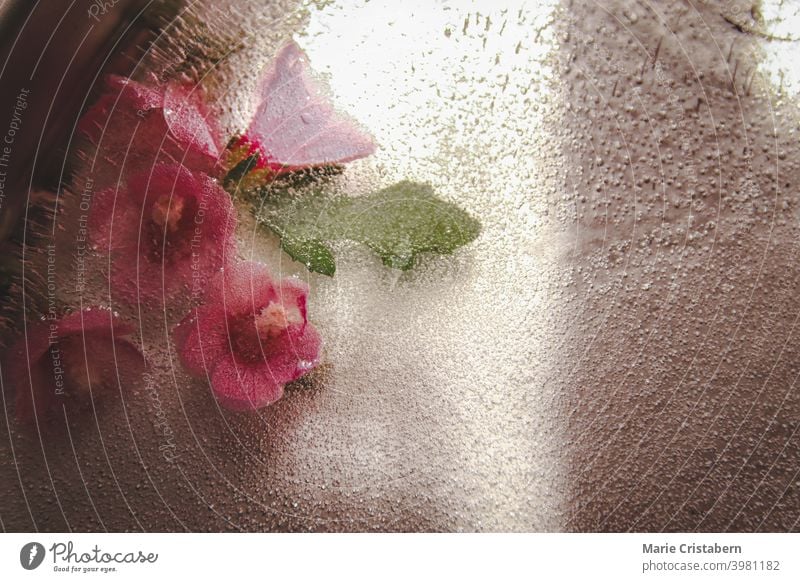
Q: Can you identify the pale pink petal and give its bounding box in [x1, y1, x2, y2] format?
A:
[246, 41, 376, 169]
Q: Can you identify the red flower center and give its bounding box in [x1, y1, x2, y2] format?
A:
[227, 301, 302, 363]
[151, 194, 186, 232]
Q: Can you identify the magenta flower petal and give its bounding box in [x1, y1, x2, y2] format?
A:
[174, 306, 229, 377]
[163, 83, 222, 160]
[59, 306, 135, 335]
[210, 355, 284, 411]
[210, 261, 279, 316]
[174, 261, 322, 411]
[265, 323, 322, 384]
[105, 75, 163, 110]
[245, 41, 376, 169]
[278, 277, 310, 327]
[79, 75, 221, 190]
[6, 308, 143, 424]
[89, 164, 237, 304]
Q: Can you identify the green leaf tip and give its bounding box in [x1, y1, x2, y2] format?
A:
[280, 236, 336, 277]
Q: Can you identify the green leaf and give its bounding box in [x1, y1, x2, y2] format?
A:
[279, 236, 337, 277]
[255, 180, 481, 276]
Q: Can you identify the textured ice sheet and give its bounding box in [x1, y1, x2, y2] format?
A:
[1, 0, 799, 532]
[554, 0, 800, 531]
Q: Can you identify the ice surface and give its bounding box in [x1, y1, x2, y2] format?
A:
[2, 0, 799, 532]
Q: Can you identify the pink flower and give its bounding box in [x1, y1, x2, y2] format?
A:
[89, 164, 237, 304]
[5, 307, 144, 424]
[175, 261, 321, 411]
[241, 41, 376, 173]
[79, 75, 222, 190]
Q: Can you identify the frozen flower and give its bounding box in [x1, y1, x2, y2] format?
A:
[6, 307, 144, 424]
[89, 164, 236, 304]
[238, 41, 376, 175]
[79, 75, 222, 190]
[175, 261, 321, 411]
